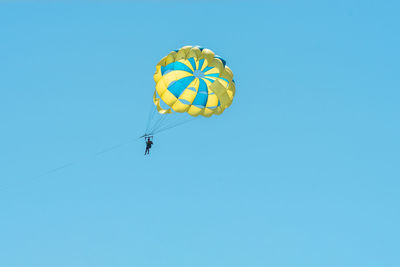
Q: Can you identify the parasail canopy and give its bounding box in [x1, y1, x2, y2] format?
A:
[153, 45, 235, 117]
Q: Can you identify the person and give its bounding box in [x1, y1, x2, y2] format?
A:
[145, 137, 153, 155]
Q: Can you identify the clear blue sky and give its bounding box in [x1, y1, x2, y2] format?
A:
[1, 1, 399, 267]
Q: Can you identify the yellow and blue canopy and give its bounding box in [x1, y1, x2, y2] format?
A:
[153, 46, 235, 117]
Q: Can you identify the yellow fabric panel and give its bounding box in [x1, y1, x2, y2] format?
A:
[165, 52, 176, 65]
[153, 91, 172, 114]
[217, 78, 229, 88]
[200, 49, 215, 65]
[179, 79, 199, 103]
[220, 69, 233, 84]
[200, 60, 210, 71]
[205, 93, 218, 108]
[209, 80, 231, 108]
[209, 58, 225, 75]
[171, 100, 189, 113]
[180, 59, 195, 72]
[187, 105, 203, 116]
[224, 96, 233, 108]
[153, 91, 159, 105]
[155, 77, 168, 96]
[176, 46, 191, 61]
[214, 106, 224, 115]
[156, 56, 167, 67]
[205, 77, 217, 83]
[171, 78, 199, 113]
[224, 66, 233, 78]
[157, 107, 172, 114]
[227, 82, 235, 100]
[203, 67, 219, 76]
[204, 75, 217, 81]
[187, 47, 202, 64]
[179, 90, 198, 103]
[202, 78, 213, 87]
[202, 108, 214, 117]
[153, 64, 163, 83]
[181, 45, 193, 54]
[160, 89, 177, 107]
[189, 76, 200, 89]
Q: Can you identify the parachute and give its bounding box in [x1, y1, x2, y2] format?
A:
[144, 45, 235, 137]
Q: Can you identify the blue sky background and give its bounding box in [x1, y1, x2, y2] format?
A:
[1, 1, 399, 267]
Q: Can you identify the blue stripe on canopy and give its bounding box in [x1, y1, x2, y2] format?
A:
[188, 58, 197, 71]
[219, 77, 229, 83]
[161, 62, 193, 75]
[162, 69, 173, 75]
[168, 76, 195, 98]
[198, 59, 205, 70]
[202, 66, 214, 73]
[205, 73, 219, 77]
[179, 99, 191, 105]
[204, 78, 215, 83]
[192, 79, 208, 107]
